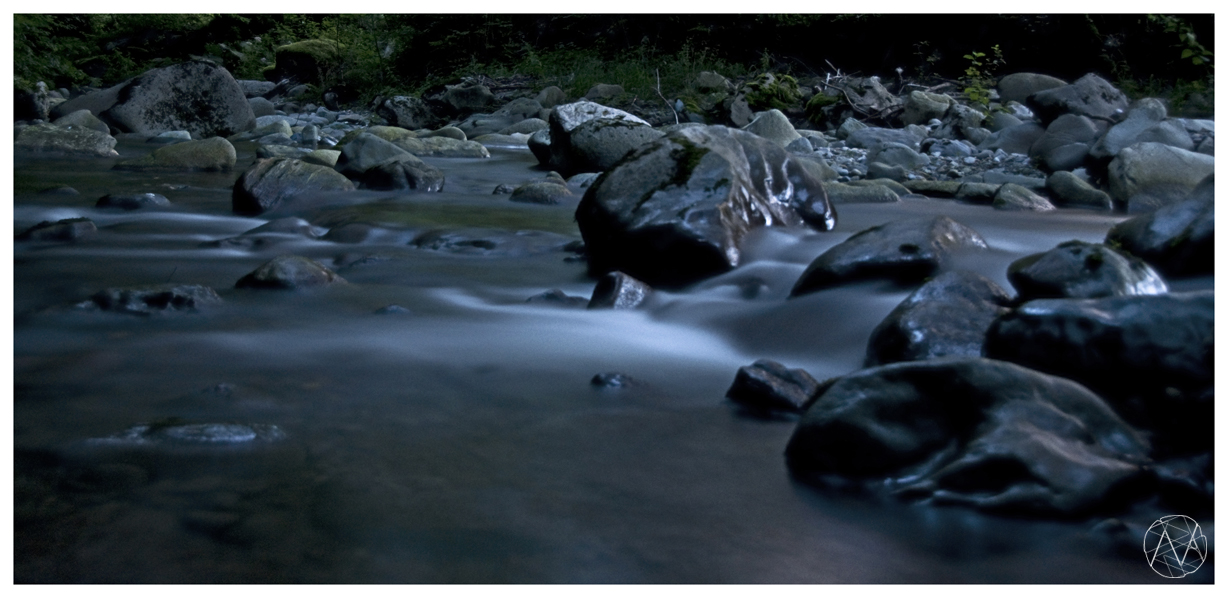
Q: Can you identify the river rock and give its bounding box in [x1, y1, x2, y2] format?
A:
[742, 109, 801, 146]
[1105, 174, 1213, 278]
[113, 137, 237, 171]
[1045, 171, 1113, 210]
[82, 284, 222, 315]
[15, 81, 51, 121]
[996, 72, 1068, 105]
[984, 111, 1024, 132]
[1107, 142, 1215, 212]
[577, 125, 834, 288]
[954, 182, 1001, 204]
[92, 422, 285, 445]
[866, 270, 1012, 366]
[256, 145, 311, 160]
[392, 135, 491, 158]
[725, 359, 821, 414]
[985, 292, 1213, 455]
[846, 126, 923, 151]
[440, 81, 494, 115]
[237, 79, 276, 98]
[96, 193, 171, 210]
[785, 357, 1151, 516]
[249, 96, 276, 118]
[101, 60, 255, 137]
[51, 109, 111, 134]
[587, 271, 653, 309]
[535, 86, 567, 109]
[1027, 73, 1129, 125]
[302, 149, 341, 167]
[993, 183, 1055, 211]
[335, 133, 445, 191]
[425, 126, 466, 141]
[1029, 113, 1101, 172]
[1195, 136, 1213, 156]
[790, 216, 988, 297]
[377, 95, 437, 130]
[229, 118, 293, 142]
[567, 117, 665, 173]
[903, 180, 962, 198]
[825, 182, 900, 204]
[1087, 98, 1168, 163]
[16, 218, 99, 243]
[510, 182, 573, 205]
[499, 118, 548, 136]
[525, 289, 589, 308]
[15, 123, 118, 157]
[900, 91, 952, 126]
[869, 142, 930, 169]
[235, 255, 346, 289]
[536, 101, 654, 175]
[232, 157, 356, 215]
[584, 84, 625, 101]
[1007, 240, 1167, 301]
[977, 121, 1045, 155]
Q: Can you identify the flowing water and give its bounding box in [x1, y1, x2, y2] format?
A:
[12, 139, 1213, 583]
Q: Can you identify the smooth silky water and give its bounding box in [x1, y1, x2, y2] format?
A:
[12, 140, 1209, 582]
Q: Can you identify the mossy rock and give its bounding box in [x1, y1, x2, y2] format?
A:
[804, 92, 842, 123]
[266, 39, 342, 84]
[743, 72, 802, 112]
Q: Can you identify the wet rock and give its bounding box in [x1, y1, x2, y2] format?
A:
[1107, 142, 1215, 212]
[903, 180, 962, 198]
[91, 421, 286, 446]
[235, 255, 345, 289]
[232, 157, 355, 215]
[526, 289, 589, 308]
[334, 133, 444, 192]
[1006, 240, 1167, 301]
[954, 182, 1001, 204]
[1105, 175, 1213, 278]
[566, 117, 665, 173]
[15, 123, 118, 157]
[993, 183, 1055, 211]
[96, 193, 171, 210]
[577, 125, 833, 288]
[984, 291, 1213, 454]
[786, 357, 1150, 516]
[866, 271, 1012, 366]
[825, 182, 900, 204]
[742, 109, 801, 146]
[510, 182, 573, 205]
[113, 137, 237, 171]
[535, 101, 652, 174]
[82, 284, 222, 315]
[1045, 171, 1113, 210]
[996, 72, 1068, 105]
[102, 60, 255, 137]
[17, 218, 98, 242]
[587, 271, 652, 309]
[790, 216, 988, 297]
[1027, 73, 1129, 125]
[725, 359, 821, 414]
[51, 108, 111, 134]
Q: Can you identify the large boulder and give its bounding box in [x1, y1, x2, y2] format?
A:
[14, 123, 117, 157]
[440, 81, 495, 115]
[102, 60, 255, 137]
[112, 137, 236, 171]
[789, 216, 988, 298]
[1105, 174, 1213, 278]
[785, 358, 1151, 516]
[1107, 142, 1215, 212]
[15, 81, 51, 121]
[1027, 73, 1129, 125]
[232, 157, 355, 215]
[334, 133, 445, 191]
[1029, 113, 1101, 172]
[265, 39, 340, 85]
[742, 109, 802, 146]
[576, 125, 834, 288]
[49, 80, 127, 121]
[985, 292, 1214, 455]
[1045, 171, 1113, 210]
[865, 270, 1012, 367]
[537, 101, 654, 175]
[977, 121, 1046, 155]
[1006, 240, 1167, 301]
[377, 96, 437, 130]
[900, 91, 953, 126]
[567, 118, 665, 172]
[51, 109, 111, 134]
[996, 72, 1068, 105]
[1087, 98, 1168, 164]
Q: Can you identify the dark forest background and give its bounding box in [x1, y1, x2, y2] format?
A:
[13, 14, 1215, 109]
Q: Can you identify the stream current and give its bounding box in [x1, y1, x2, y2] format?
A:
[12, 139, 1213, 582]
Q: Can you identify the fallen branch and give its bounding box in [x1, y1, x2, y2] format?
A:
[655, 68, 679, 125]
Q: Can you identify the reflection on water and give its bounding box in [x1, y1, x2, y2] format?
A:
[13, 142, 1210, 583]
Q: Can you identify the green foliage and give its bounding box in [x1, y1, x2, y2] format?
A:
[743, 72, 801, 111]
[804, 92, 841, 123]
[961, 45, 1004, 108]
[1149, 15, 1213, 68]
[13, 15, 92, 88]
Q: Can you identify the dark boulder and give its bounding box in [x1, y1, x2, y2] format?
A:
[376, 95, 438, 130]
[16, 218, 98, 243]
[102, 60, 255, 137]
[1029, 114, 1101, 172]
[1107, 142, 1215, 213]
[1105, 175, 1213, 278]
[1027, 73, 1129, 125]
[1006, 240, 1167, 301]
[1046, 171, 1113, 210]
[510, 182, 573, 205]
[235, 255, 346, 289]
[51, 108, 111, 134]
[577, 125, 834, 289]
[96, 193, 171, 210]
[865, 270, 1012, 367]
[786, 357, 1151, 516]
[536, 101, 654, 175]
[996, 72, 1068, 105]
[334, 132, 445, 192]
[587, 271, 653, 309]
[232, 157, 355, 216]
[526, 289, 589, 308]
[567, 117, 665, 173]
[725, 359, 821, 414]
[81, 284, 222, 315]
[984, 292, 1214, 455]
[790, 216, 988, 298]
